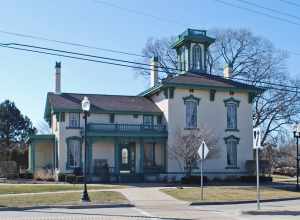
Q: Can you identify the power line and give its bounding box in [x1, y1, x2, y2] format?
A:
[236, 0, 300, 21]
[0, 29, 148, 58]
[0, 42, 299, 94]
[279, 0, 300, 8]
[214, 0, 300, 26]
[8, 42, 300, 91]
[7, 43, 157, 70]
[93, 0, 186, 27]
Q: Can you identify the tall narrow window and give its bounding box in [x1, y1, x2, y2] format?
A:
[67, 138, 81, 168]
[224, 98, 240, 130]
[121, 148, 128, 165]
[225, 136, 239, 168]
[69, 113, 80, 128]
[183, 95, 199, 129]
[192, 45, 202, 70]
[180, 47, 186, 71]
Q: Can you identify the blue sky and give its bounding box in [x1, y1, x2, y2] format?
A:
[0, 0, 299, 128]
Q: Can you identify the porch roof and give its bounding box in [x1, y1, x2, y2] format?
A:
[28, 134, 55, 143]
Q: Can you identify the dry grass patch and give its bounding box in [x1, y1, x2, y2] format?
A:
[0, 184, 124, 195]
[162, 186, 300, 202]
[0, 191, 127, 208]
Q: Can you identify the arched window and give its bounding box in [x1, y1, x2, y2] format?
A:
[224, 135, 240, 168]
[192, 45, 202, 70]
[122, 148, 128, 165]
[180, 47, 186, 71]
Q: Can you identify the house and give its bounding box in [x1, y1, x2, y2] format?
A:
[28, 29, 263, 182]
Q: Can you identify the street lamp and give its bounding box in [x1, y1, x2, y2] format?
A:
[81, 96, 91, 202]
[293, 123, 300, 190]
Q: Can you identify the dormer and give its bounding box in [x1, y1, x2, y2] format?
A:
[171, 29, 215, 74]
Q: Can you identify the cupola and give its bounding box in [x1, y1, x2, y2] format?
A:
[171, 29, 215, 74]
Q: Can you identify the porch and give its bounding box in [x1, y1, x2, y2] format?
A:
[86, 123, 168, 182]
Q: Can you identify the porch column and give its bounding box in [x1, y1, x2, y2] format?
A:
[29, 142, 35, 173]
[163, 140, 167, 172]
[114, 139, 119, 174]
[140, 139, 144, 173]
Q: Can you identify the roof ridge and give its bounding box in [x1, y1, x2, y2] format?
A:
[48, 92, 145, 98]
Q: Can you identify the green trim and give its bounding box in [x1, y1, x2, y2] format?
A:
[224, 135, 240, 144]
[225, 128, 240, 132]
[183, 94, 200, 105]
[114, 139, 119, 174]
[88, 137, 93, 175]
[210, 89, 216, 101]
[140, 139, 144, 174]
[87, 131, 167, 138]
[29, 134, 55, 142]
[29, 143, 35, 173]
[224, 97, 240, 107]
[140, 82, 263, 97]
[169, 87, 175, 99]
[66, 136, 82, 170]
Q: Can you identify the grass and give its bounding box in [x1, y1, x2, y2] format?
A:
[0, 191, 127, 208]
[0, 184, 124, 195]
[272, 175, 297, 183]
[162, 186, 300, 202]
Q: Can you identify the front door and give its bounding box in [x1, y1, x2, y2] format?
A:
[119, 143, 135, 174]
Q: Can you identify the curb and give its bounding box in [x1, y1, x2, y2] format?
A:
[0, 203, 134, 211]
[190, 197, 300, 206]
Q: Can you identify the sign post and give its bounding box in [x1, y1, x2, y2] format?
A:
[198, 141, 209, 201]
[253, 127, 262, 210]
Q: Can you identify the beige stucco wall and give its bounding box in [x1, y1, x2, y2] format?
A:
[152, 87, 253, 175]
[35, 141, 54, 170]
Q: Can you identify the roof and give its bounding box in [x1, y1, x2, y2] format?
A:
[44, 92, 162, 121]
[171, 29, 215, 49]
[139, 72, 265, 96]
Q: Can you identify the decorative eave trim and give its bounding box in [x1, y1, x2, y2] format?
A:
[50, 108, 163, 116]
[223, 97, 240, 107]
[224, 135, 240, 144]
[140, 82, 264, 98]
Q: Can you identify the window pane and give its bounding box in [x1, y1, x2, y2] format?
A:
[144, 143, 155, 167]
[186, 101, 197, 128]
[69, 113, 80, 128]
[68, 139, 81, 168]
[227, 103, 237, 129]
[143, 116, 153, 128]
[122, 148, 128, 164]
[226, 139, 237, 167]
[192, 45, 202, 70]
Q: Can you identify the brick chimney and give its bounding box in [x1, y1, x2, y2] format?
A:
[150, 56, 159, 87]
[55, 62, 61, 94]
[224, 63, 233, 79]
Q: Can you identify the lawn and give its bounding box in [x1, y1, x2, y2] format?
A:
[0, 184, 124, 195]
[0, 191, 127, 208]
[162, 186, 300, 202]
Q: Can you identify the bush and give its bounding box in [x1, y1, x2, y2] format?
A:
[76, 176, 84, 183]
[58, 173, 66, 182]
[34, 169, 55, 181]
[65, 174, 76, 184]
[240, 175, 273, 183]
[245, 160, 271, 176]
[181, 175, 208, 184]
[20, 171, 33, 179]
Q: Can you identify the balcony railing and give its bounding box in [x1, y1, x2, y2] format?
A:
[87, 123, 167, 136]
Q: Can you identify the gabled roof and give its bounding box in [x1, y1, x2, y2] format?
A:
[139, 72, 264, 97]
[44, 92, 163, 121]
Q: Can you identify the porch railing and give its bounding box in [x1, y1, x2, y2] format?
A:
[87, 123, 167, 134]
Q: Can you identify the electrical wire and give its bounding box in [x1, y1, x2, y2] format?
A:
[0, 42, 299, 94]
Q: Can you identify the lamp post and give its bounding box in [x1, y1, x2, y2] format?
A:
[293, 124, 300, 191]
[81, 96, 91, 202]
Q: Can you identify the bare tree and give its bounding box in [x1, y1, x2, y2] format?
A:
[137, 28, 300, 146]
[169, 127, 219, 177]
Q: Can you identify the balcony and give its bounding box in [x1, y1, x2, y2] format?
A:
[87, 123, 168, 137]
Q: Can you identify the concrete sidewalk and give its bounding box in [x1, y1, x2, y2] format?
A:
[117, 187, 235, 220]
